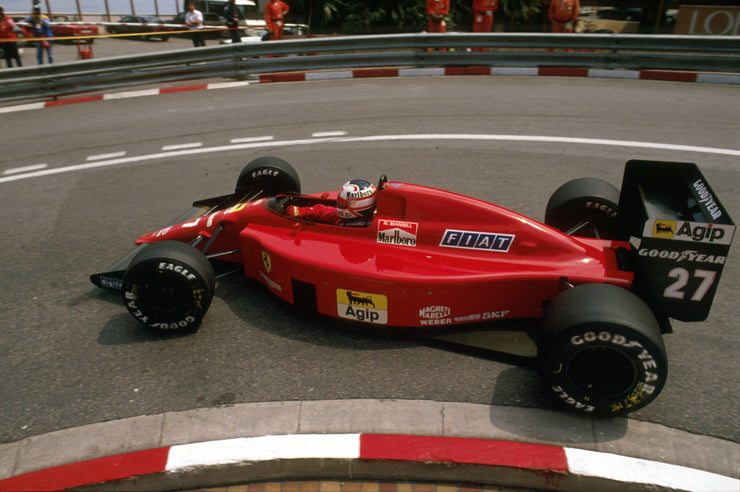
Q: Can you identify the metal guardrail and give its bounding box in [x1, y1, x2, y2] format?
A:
[1, 33, 738, 102]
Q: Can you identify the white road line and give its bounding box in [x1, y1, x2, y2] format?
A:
[230, 136, 274, 144]
[3, 163, 48, 175]
[162, 142, 203, 151]
[2, 134, 737, 185]
[312, 131, 348, 138]
[86, 151, 127, 161]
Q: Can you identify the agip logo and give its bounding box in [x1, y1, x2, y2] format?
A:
[644, 219, 734, 245]
[336, 289, 388, 324]
[652, 220, 676, 238]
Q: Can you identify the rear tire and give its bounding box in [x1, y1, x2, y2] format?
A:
[122, 241, 215, 334]
[235, 156, 301, 199]
[545, 178, 620, 239]
[538, 283, 667, 417]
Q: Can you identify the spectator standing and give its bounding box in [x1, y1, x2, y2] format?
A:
[472, 0, 498, 51]
[185, 2, 205, 47]
[548, 0, 580, 33]
[426, 0, 449, 33]
[265, 0, 289, 41]
[223, 0, 241, 43]
[0, 6, 22, 67]
[25, 6, 53, 64]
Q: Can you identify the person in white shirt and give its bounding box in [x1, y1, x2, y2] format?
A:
[185, 3, 205, 46]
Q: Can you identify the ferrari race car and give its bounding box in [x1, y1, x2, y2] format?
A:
[91, 157, 735, 417]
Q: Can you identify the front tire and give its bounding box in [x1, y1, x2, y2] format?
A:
[122, 241, 215, 334]
[235, 156, 301, 200]
[538, 284, 667, 417]
[545, 178, 620, 239]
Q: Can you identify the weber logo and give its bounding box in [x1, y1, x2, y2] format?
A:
[377, 219, 418, 247]
[644, 219, 734, 245]
[440, 229, 514, 252]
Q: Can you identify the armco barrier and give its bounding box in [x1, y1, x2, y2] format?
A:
[0, 32, 738, 102]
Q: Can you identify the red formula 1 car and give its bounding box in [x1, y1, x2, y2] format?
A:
[91, 157, 734, 416]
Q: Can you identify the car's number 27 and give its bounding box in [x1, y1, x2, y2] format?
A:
[664, 268, 716, 301]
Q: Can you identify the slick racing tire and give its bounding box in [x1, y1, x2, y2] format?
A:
[235, 156, 301, 200]
[538, 284, 667, 417]
[122, 241, 215, 334]
[545, 178, 620, 239]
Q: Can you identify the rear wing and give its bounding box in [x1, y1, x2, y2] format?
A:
[618, 160, 735, 322]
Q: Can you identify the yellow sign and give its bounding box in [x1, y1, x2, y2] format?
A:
[336, 289, 388, 324]
[652, 220, 676, 239]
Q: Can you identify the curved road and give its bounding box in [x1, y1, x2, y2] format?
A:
[1, 75, 738, 447]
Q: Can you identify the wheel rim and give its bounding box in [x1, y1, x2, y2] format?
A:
[136, 272, 194, 321]
[566, 345, 638, 397]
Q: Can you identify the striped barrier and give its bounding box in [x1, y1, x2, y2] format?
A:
[3, 64, 739, 115]
[0, 434, 737, 492]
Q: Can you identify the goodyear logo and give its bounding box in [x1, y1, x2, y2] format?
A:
[336, 289, 388, 324]
[440, 229, 514, 252]
[644, 219, 734, 245]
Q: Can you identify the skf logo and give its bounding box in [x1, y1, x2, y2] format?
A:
[261, 251, 272, 273]
[336, 289, 388, 324]
[652, 220, 676, 238]
[644, 219, 734, 245]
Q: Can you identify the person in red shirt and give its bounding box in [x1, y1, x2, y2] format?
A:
[285, 180, 377, 226]
[265, 0, 289, 40]
[472, 0, 498, 51]
[426, 0, 449, 33]
[548, 0, 580, 33]
[0, 7, 22, 67]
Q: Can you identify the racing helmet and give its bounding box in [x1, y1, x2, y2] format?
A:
[337, 180, 377, 219]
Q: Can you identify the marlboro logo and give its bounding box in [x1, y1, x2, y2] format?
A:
[377, 219, 418, 247]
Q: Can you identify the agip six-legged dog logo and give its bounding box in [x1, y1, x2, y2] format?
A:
[336, 289, 387, 324]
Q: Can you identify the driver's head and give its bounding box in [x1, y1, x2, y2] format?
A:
[337, 179, 377, 219]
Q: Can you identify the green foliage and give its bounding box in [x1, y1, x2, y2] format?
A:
[499, 0, 542, 21]
[295, 0, 543, 33]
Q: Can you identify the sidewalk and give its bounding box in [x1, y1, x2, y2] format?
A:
[0, 400, 737, 491]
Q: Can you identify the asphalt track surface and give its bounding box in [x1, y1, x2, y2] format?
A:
[0, 39, 738, 487]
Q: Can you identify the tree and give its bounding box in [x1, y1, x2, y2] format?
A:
[295, 0, 543, 33]
[299, 0, 343, 30]
[499, 0, 542, 23]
